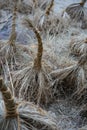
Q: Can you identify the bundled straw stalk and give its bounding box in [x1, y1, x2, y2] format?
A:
[13, 18, 53, 106]
[0, 2, 31, 70]
[0, 77, 57, 130]
[0, 2, 17, 56]
[0, 2, 18, 71]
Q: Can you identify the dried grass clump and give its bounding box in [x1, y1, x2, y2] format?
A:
[50, 55, 87, 100]
[0, 3, 17, 65]
[17, 0, 33, 14]
[0, 78, 57, 130]
[38, 11, 70, 35]
[39, 15, 60, 35]
[65, 0, 87, 22]
[32, 0, 52, 10]
[81, 19, 87, 29]
[28, 34, 76, 71]
[0, 0, 9, 10]
[18, 0, 52, 15]
[13, 18, 53, 106]
[0, 0, 18, 10]
[49, 100, 81, 129]
[72, 58, 87, 105]
[70, 38, 87, 57]
[43, 34, 76, 69]
[0, 3, 32, 70]
[0, 42, 32, 71]
[0, 0, 33, 14]
[18, 0, 53, 15]
[38, 0, 57, 33]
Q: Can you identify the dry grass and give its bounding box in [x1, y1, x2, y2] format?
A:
[13, 18, 53, 106]
[43, 33, 76, 69]
[35, 0, 51, 10]
[0, 3, 18, 70]
[0, 78, 57, 130]
[49, 100, 82, 129]
[50, 54, 87, 101]
[0, 3, 32, 71]
[38, 10, 71, 36]
[70, 37, 87, 57]
[65, 0, 86, 22]
[17, 0, 33, 14]
[0, 0, 33, 14]
[20, 0, 68, 36]
[1, 1, 87, 129]
[37, 0, 60, 34]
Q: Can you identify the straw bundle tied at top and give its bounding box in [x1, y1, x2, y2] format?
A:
[0, 78, 57, 130]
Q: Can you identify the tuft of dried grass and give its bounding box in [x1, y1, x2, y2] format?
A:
[0, 78, 57, 130]
[50, 54, 87, 101]
[0, 0, 33, 14]
[38, 11, 70, 36]
[38, 15, 60, 35]
[42, 33, 76, 69]
[13, 18, 53, 106]
[0, 3, 32, 71]
[37, 0, 51, 10]
[49, 100, 81, 129]
[0, 2, 17, 68]
[17, 0, 34, 14]
[70, 38, 87, 57]
[38, 0, 56, 32]
[0, 2, 17, 48]
[65, 0, 87, 22]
